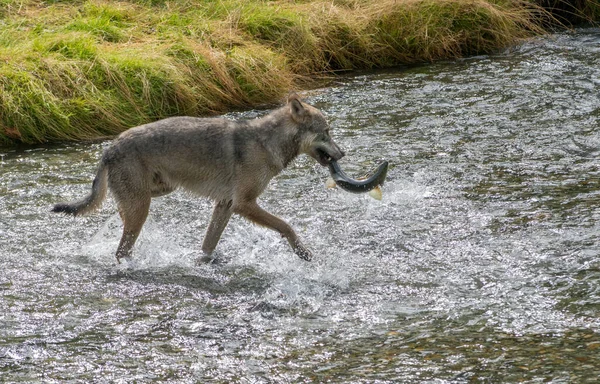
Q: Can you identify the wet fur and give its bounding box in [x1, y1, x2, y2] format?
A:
[52, 94, 345, 262]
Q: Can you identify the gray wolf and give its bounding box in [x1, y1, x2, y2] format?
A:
[53, 94, 345, 262]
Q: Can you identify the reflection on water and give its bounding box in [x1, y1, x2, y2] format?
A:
[1, 29, 600, 382]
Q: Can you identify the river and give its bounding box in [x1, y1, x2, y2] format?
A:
[1, 29, 600, 382]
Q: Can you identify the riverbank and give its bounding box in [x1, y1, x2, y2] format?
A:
[0, 0, 597, 145]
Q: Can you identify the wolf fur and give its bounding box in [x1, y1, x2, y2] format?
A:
[53, 94, 345, 262]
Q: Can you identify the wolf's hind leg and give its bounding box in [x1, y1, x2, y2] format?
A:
[233, 200, 313, 261]
[202, 200, 233, 255]
[115, 196, 150, 262]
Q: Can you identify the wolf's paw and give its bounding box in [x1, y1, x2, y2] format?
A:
[294, 242, 313, 261]
[197, 254, 216, 264]
[116, 255, 132, 265]
[197, 251, 226, 265]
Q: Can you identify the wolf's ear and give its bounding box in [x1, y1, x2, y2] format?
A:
[288, 93, 306, 123]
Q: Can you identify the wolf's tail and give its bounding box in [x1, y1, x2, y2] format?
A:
[52, 161, 108, 216]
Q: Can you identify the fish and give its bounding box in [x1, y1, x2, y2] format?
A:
[326, 160, 389, 199]
[368, 186, 383, 200]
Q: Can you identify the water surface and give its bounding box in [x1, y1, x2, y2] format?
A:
[1, 29, 600, 382]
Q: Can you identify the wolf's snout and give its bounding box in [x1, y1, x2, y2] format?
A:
[329, 142, 345, 161]
[314, 143, 344, 166]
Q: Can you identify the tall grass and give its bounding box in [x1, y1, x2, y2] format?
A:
[0, 0, 595, 144]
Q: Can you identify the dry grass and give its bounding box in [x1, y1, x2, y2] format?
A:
[0, 0, 593, 144]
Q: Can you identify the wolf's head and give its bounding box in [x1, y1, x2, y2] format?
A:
[288, 94, 345, 166]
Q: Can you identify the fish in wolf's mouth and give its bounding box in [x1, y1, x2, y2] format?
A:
[327, 160, 389, 194]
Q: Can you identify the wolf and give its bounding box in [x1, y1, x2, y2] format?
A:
[52, 94, 345, 263]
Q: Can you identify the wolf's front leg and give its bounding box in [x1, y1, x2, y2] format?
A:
[234, 200, 313, 261]
[202, 199, 233, 256]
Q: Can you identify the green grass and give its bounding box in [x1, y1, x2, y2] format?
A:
[0, 0, 597, 144]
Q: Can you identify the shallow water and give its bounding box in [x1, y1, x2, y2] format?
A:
[2, 29, 600, 382]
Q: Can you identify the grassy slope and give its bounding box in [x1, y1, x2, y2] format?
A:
[0, 0, 594, 144]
